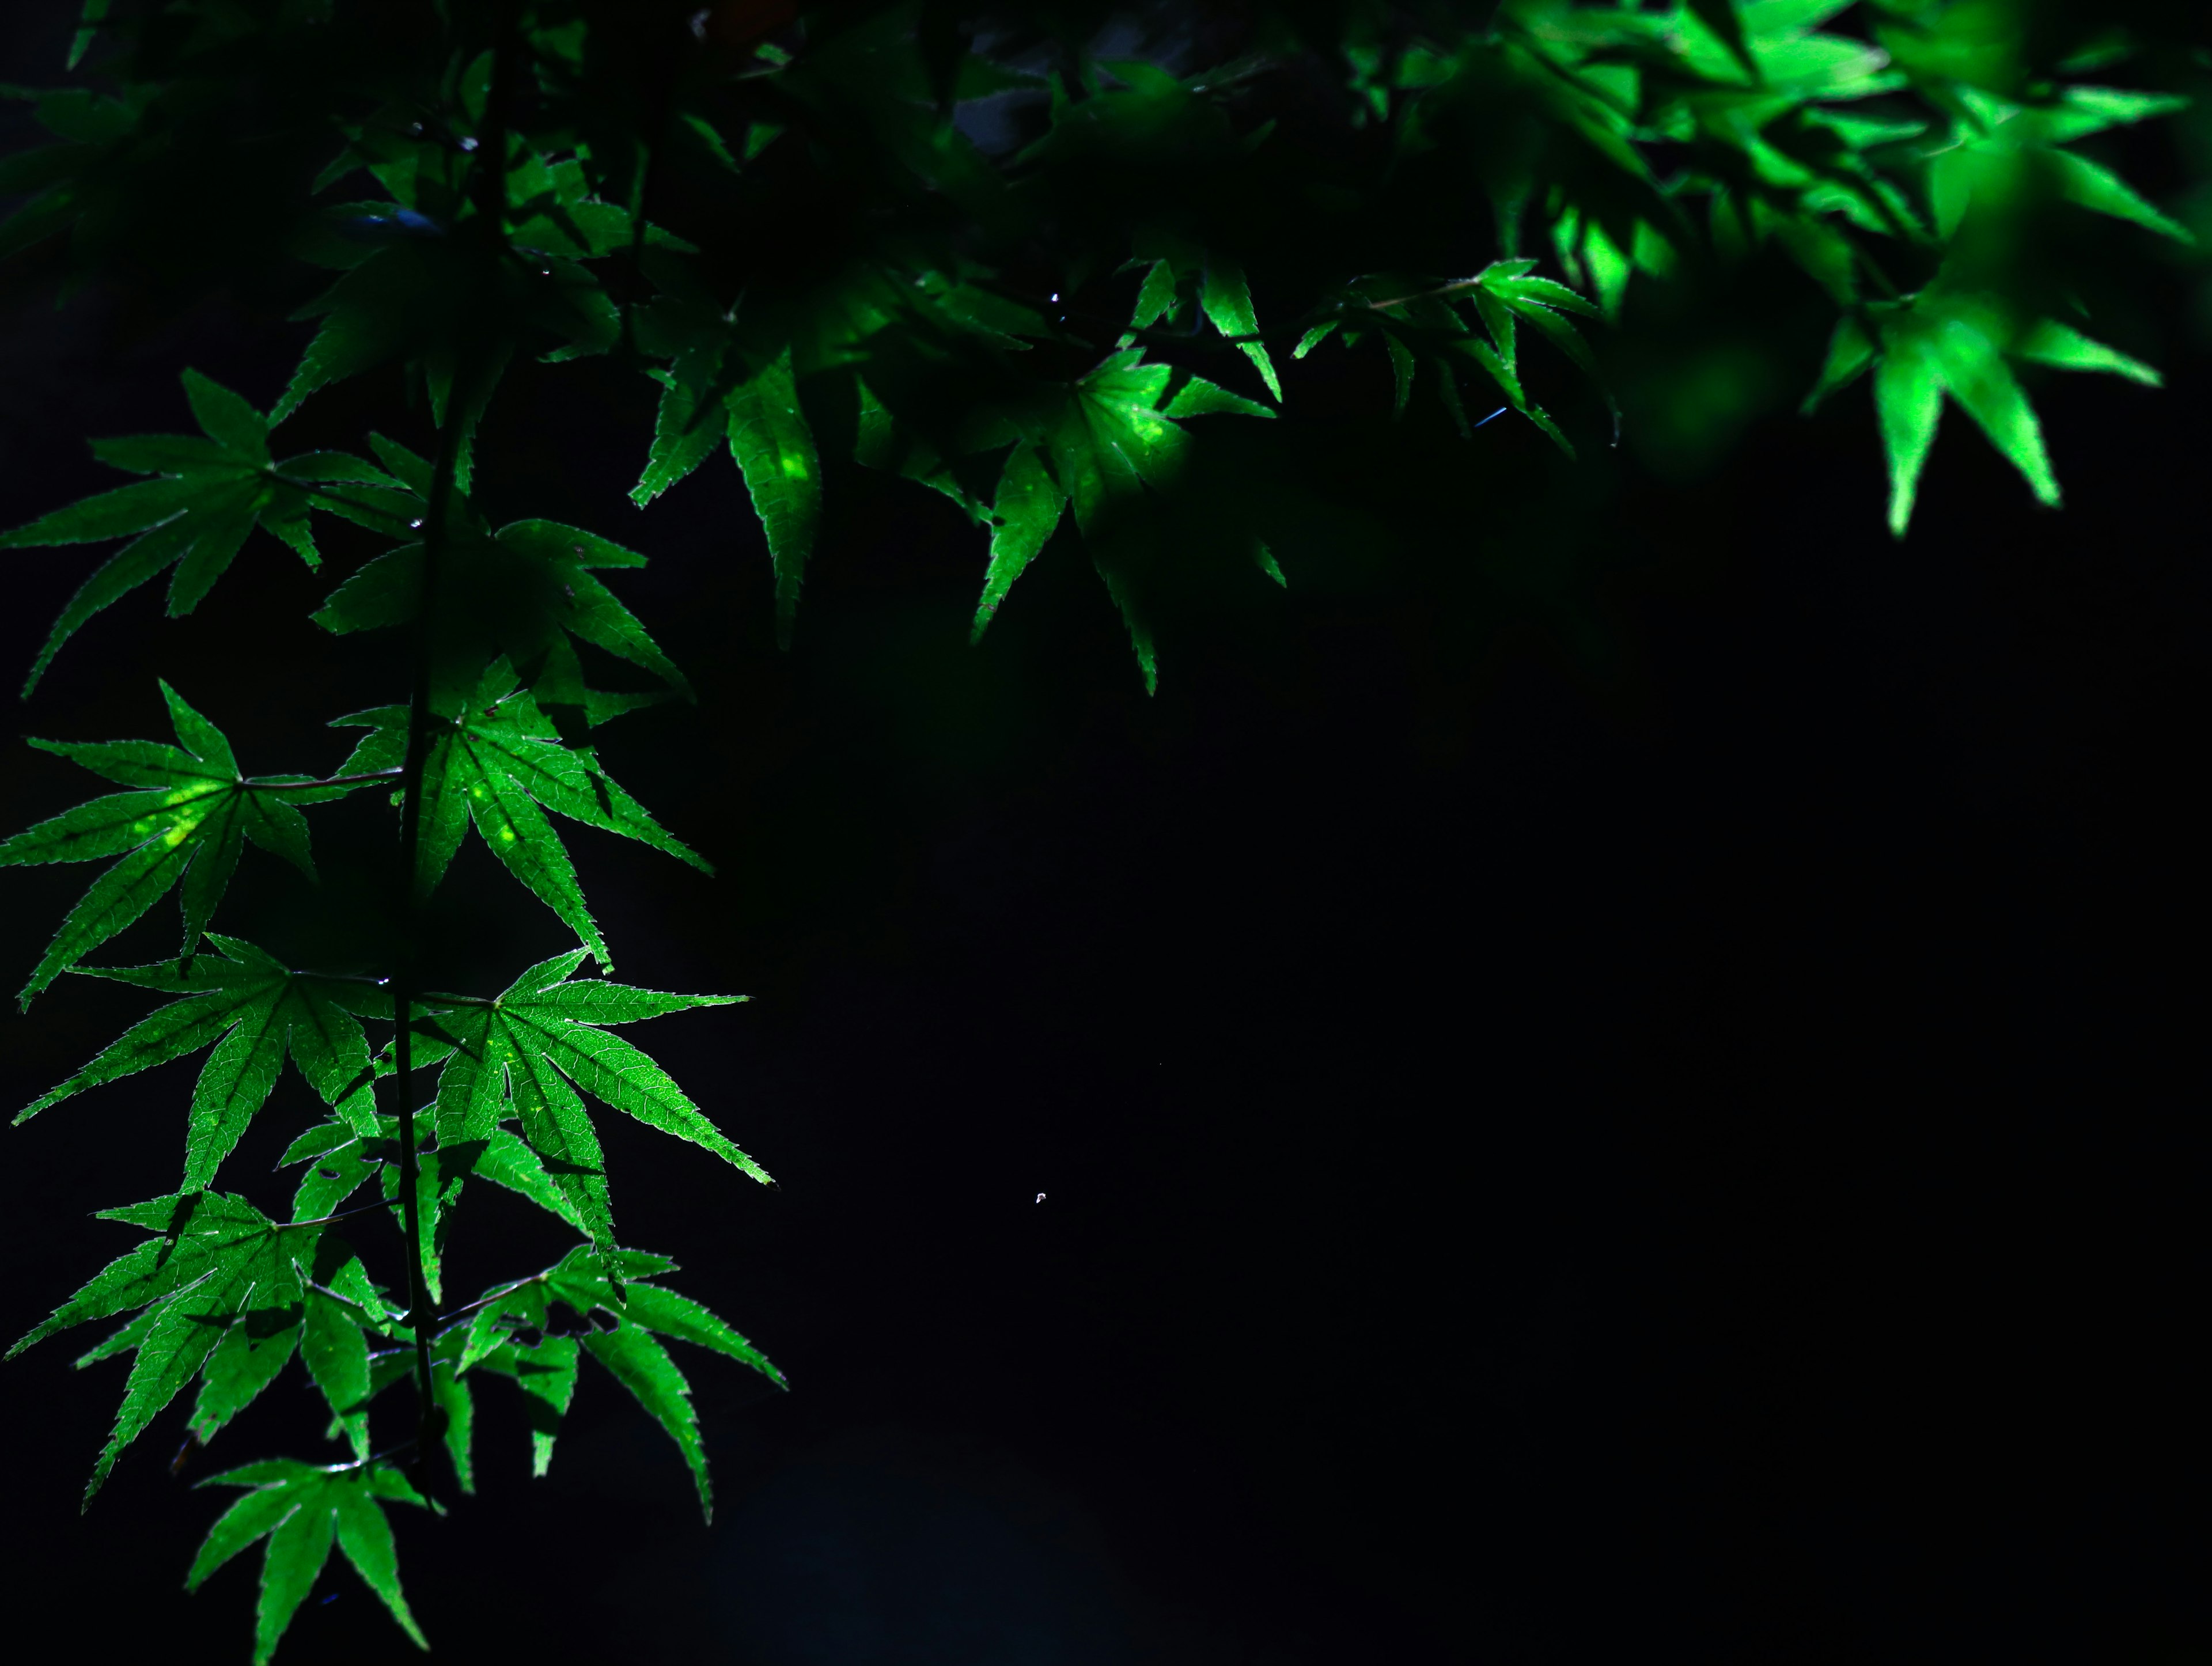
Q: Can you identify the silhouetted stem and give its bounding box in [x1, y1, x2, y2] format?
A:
[242, 769, 403, 791]
[387, 405, 461, 1492]
[385, 0, 525, 1498]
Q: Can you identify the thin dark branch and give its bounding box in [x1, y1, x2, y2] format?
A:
[289, 1198, 397, 1228]
[244, 769, 403, 792]
[433, 1270, 550, 1327]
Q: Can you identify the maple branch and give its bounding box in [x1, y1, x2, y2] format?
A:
[431, 1270, 550, 1327]
[243, 769, 403, 792]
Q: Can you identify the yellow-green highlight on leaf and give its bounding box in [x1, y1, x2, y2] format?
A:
[726, 347, 821, 649]
[1, 689, 360, 1007]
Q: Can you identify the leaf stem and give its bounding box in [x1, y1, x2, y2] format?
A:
[388, 408, 454, 1487]
[385, 0, 524, 1498]
[430, 1270, 548, 1327]
[243, 769, 404, 792]
[289, 1198, 399, 1228]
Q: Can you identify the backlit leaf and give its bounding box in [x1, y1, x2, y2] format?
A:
[192, 1463, 428, 1664]
[726, 347, 821, 648]
[971, 443, 1062, 642]
[1199, 259, 1281, 400]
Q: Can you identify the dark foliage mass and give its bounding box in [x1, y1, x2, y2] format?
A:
[0, 2, 2203, 1661]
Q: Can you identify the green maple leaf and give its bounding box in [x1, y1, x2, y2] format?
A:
[725, 347, 823, 650]
[0, 684, 368, 1007]
[327, 662, 705, 964]
[1801, 287, 2162, 535]
[630, 343, 831, 650]
[446, 1244, 782, 1519]
[962, 351, 1282, 689]
[313, 472, 687, 720]
[407, 951, 763, 1272]
[970, 442, 1062, 644]
[0, 371, 411, 693]
[632, 351, 734, 509]
[855, 379, 992, 526]
[468, 1331, 581, 1481]
[1470, 261, 1620, 441]
[1330, 267, 1604, 454]
[6, 1191, 350, 1504]
[279, 1111, 582, 1306]
[18, 936, 387, 1188]
[189, 1459, 430, 1665]
[298, 1277, 384, 1464]
[1198, 259, 1282, 401]
[1922, 84, 2195, 243]
[284, 1114, 583, 1232]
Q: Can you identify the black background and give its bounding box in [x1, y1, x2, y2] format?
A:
[1, 8, 2205, 1663]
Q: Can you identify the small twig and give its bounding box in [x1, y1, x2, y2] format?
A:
[968, 277, 1314, 350]
[244, 769, 403, 792]
[412, 989, 498, 1009]
[433, 1271, 550, 1327]
[287, 1198, 400, 1229]
[363, 1435, 420, 1470]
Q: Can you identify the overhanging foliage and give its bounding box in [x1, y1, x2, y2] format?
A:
[0, 2, 2195, 1658]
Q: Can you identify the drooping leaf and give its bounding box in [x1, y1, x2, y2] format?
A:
[725, 347, 821, 648]
[299, 1282, 374, 1461]
[187, 1297, 302, 1445]
[1160, 375, 1278, 421]
[1199, 259, 1281, 400]
[620, 1282, 785, 1387]
[20, 938, 382, 1190]
[1802, 314, 1877, 413]
[7, 1190, 330, 1503]
[450, 1244, 779, 1506]
[191, 1462, 429, 1664]
[412, 955, 758, 1267]
[0, 375, 397, 690]
[2012, 320, 2160, 385]
[1859, 289, 2138, 535]
[970, 443, 1062, 642]
[632, 363, 728, 507]
[328, 663, 704, 963]
[1874, 328, 1944, 537]
[313, 513, 684, 718]
[0, 687, 374, 1006]
[583, 1319, 713, 1517]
